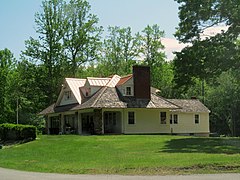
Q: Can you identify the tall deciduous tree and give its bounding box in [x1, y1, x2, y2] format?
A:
[140, 24, 166, 89]
[63, 0, 102, 77]
[101, 26, 140, 76]
[0, 49, 15, 123]
[174, 0, 240, 88]
[23, 0, 65, 104]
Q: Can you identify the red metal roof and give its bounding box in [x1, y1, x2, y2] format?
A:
[116, 74, 133, 86]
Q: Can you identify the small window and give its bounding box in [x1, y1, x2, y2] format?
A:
[195, 114, 199, 124]
[128, 112, 135, 124]
[64, 91, 72, 100]
[113, 113, 117, 125]
[160, 112, 166, 124]
[86, 88, 91, 97]
[126, 87, 132, 96]
[170, 114, 173, 124]
[173, 114, 178, 124]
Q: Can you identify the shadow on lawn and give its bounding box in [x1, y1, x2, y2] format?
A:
[160, 138, 240, 154]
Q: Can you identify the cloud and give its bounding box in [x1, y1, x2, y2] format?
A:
[161, 37, 189, 60]
[161, 26, 229, 60]
[200, 26, 229, 40]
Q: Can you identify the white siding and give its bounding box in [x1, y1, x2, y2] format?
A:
[122, 108, 171, 134]
[59, 87, 78, 106]
[117, 77, 134, 96]
[170, 112, 210, 134]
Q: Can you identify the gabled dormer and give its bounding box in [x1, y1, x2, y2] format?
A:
[116, 66, 151, 99]
[55, 78, 86, 106]
[80, 77, 111, 97]
[116, 74, 134, 96]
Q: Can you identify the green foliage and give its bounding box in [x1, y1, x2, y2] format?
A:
[0, 49, 16, 124]
[0, 124, 36, 141]
[206, 70, 240, 136]
[174, 0, 240, 136]
[140, 24, 166, 90]
[63, 0, 103, 77]
[101, 26, 140, 76]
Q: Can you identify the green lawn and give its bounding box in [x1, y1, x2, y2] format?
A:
[0, 135, 240, 175]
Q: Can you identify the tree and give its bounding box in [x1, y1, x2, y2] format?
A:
[101, 26, 140, 76]
[206, 70, 240, 136]
[23, 0, 66, 104]
[140, 24, 166, 89]
[174, 0, 240, 136]
[0, 49, 15, 123]
[63, 0, 102, 77]
[174, 0, 240, 88]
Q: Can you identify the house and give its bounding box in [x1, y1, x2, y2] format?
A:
[39, 66, 210, 136]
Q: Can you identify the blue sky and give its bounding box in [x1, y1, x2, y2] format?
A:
[0, 0, 180, 59]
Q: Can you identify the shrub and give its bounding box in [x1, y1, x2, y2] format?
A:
[0, 124, 36, 141]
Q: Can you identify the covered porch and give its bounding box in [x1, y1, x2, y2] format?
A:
[46, 108, 123, 135]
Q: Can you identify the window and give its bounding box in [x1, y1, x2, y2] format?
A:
[173, 114, 178, 124]
[104, 112, 117, 126]
[86, 88, 91, 97]
[126, 87, 132, 96]
[160, 112, 166, 124]
[195, 114, 199, 124]
[128, 112, 135, 124]
[64, 91, 72, 100]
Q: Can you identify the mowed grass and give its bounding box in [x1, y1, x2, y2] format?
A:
[0, 135, 240, 175]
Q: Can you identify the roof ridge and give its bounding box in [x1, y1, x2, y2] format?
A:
[106, 74, 121, 87]
[152, 93, 182, 109]
[65, 78, 85, 80]
[121, 74, 132, 78]
[91, 86, 109, 107]
[87, 77, 111, 79]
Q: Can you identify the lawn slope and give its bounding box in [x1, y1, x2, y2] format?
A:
[0, 135, 240, 175]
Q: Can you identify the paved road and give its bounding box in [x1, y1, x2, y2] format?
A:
[0, 167, 240, 180]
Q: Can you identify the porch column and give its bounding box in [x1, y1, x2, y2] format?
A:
[75, 112, 78, 134]
[46, 116, 50, 134]
[78, 112, 82, 135]
[60, 114, 64, 134]
[93, 109, 103, 134]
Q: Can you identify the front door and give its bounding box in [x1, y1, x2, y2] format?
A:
[49, 116, 60, 135]
[104, 112, 122, 134]
[81, 113, 94, 134]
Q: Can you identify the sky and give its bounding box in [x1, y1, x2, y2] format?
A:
[0, 0, 182, 60]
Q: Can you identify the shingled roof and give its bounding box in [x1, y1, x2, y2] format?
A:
[167, 99, 210, 113]
[39, 87, 180, 115]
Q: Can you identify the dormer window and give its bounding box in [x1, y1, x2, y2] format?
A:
[86, 87, 91, 97]
[126, 87, 132, 96]
[64, 91, 72, 100]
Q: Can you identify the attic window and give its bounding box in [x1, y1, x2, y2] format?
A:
[64, 91, 72, 100]
[86, 88, 91, 97]
[126, 87, 132, 96]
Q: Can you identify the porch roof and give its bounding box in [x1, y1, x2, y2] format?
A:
[167, 99, 210, 113]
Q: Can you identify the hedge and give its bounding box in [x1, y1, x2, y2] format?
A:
[0, 124, 36, 141]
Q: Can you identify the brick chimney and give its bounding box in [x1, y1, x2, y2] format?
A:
[133, 66, 151, 99]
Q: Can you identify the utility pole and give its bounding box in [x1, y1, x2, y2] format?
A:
[202, 79, 205, 103]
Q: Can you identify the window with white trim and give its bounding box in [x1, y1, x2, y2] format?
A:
[128, 112, 135, 124]
[126, 87, 132, 96]
[173, 114, 178, 124]
[160, 112, 166, 124]
[195, 114, 199, 124]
